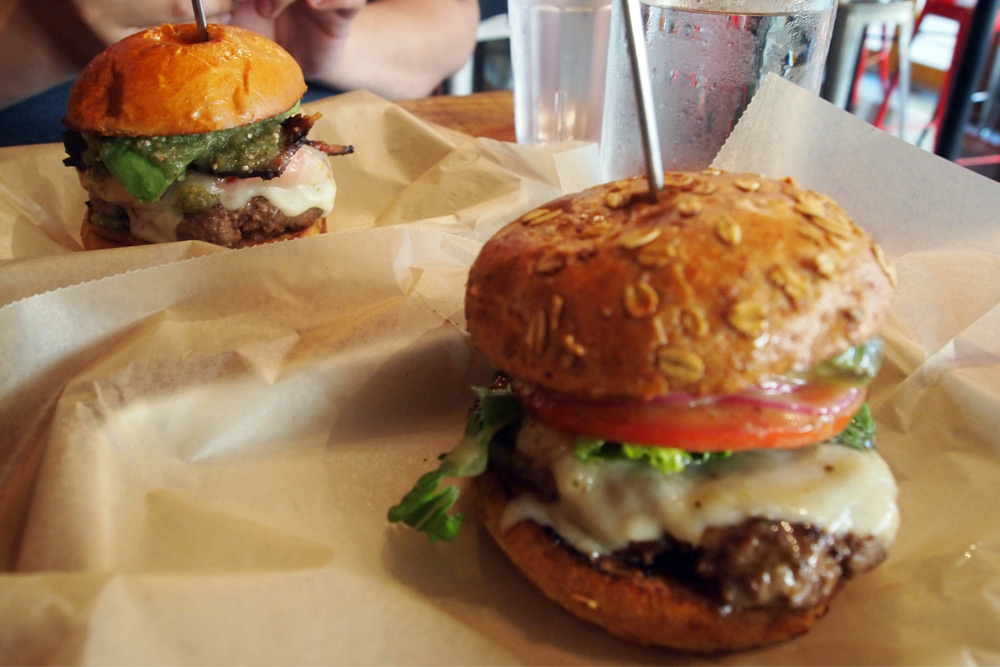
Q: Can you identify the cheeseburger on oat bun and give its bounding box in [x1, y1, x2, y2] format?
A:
[390, 170, 899, 652]
[63, 23, 352, 250]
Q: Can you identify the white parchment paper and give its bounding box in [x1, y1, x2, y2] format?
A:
[1, 81, 998, 665]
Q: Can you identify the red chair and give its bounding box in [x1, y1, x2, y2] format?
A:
[874, 0, 1000, 147]
[822, 0, 916, 138]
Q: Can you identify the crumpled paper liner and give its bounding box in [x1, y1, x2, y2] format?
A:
[1, 81, 998, 664]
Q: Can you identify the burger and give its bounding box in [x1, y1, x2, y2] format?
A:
[62, 23, 352, 250]
[389, 170, 899, 652]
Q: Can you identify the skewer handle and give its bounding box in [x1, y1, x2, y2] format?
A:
[192, 0, 210, 41]
[621, 0, 663, 200]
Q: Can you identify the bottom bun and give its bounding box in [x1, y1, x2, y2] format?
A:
[79, 216, 327, 251]
[474, 470, 830, 653]
[80, 218, 150, 250]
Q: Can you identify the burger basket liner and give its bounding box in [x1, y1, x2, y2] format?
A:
[1, 80, 999, 664]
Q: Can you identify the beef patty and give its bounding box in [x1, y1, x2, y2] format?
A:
[488, 421, 887, 612]
[176, 196, 323, 248]
[595, 517, 885, 611]
[89, 195, 323, 248]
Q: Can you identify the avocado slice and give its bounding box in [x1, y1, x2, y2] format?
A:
[100, 142, 172, 203]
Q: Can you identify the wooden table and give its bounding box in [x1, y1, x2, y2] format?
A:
[398, 90, 516, 142]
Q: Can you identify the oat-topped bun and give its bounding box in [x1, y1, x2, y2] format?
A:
[465, 170, 897, 400]
[392, 170, 900, 654]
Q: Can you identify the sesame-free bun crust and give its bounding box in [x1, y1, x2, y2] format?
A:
[474, 470, 829, 652]
[80, 216, 326, 251]
[80, 217, 149, 250]
[65, 23, 306, 136]
[465, 171, 896, 400]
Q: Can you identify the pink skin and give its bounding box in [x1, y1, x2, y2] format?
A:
[229, 0, 366, 80]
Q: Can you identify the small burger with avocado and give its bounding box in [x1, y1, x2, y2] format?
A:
[63, 23, 352, 250]
[389, 170, 899, 652]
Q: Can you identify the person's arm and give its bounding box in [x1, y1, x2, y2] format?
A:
[2, 0, 479, 109]
[233, 0, 481, 100]
[68, 0, 245, 48]
[316, 0, 481, 99]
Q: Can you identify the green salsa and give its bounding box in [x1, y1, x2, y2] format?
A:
[175, 184, 219, 213]
[87, 104, 299, 203]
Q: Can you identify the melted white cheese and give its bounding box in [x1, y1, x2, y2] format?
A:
[82, 145, 337, 243]
[501, 419, 900, 557]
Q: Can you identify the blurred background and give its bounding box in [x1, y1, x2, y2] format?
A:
[451, 0, 1000, 183]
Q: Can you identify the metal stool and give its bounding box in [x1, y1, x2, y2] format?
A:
[975, 34, 1000, 139]
[821, 0, 916, 137]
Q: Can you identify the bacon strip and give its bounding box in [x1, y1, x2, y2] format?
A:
[308, 139, 354, 157]
[62, 129, 88, 170]
[242, 112, 352, 180]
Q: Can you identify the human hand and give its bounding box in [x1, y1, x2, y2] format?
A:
[229, 0, 367, 80]
[66, 0, 474, 101]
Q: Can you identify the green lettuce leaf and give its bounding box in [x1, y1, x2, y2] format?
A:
[389, 375, 879, 543]
[830, 403, 877, 450]
[574, 436, 731, 474]
[386, 383, 522, 541]
[812, 339, 884, 383]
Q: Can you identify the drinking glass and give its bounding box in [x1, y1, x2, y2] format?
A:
[509, 0, 614, 144]
[600, 0, 837, 178]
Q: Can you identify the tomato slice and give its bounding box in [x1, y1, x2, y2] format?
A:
[514, 380, 867, 452]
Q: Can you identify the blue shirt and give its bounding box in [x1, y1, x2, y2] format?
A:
[0, 81, 345, 148]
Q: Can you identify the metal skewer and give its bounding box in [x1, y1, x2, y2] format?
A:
[620, 0, 663, 201]
[191, 0, 210, 42]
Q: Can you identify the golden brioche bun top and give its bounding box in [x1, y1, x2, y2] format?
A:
[65, 23, 307, 136]
[465, 170, 897, 400]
